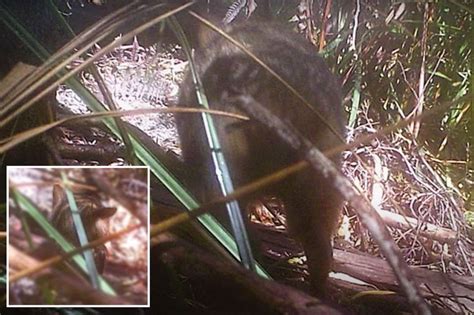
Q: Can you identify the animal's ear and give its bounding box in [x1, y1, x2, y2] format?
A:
[84, 206, 117, 220]
[96, 207, 117, 219]
[52, 184, 67, 211]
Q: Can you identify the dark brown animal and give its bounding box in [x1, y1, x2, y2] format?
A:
[175, 18, 345, 296]
[51, 185, 116, 274]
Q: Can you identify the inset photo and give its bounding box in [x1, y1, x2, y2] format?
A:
[7, 166, 149, 307]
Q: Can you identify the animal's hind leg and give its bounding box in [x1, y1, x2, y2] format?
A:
[300, 227, 333, 297]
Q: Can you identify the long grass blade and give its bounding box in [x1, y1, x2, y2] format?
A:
[59, 172, 100, 289]
[169, 16, 256, 271]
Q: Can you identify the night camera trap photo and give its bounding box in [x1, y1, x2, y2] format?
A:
[0, 0, 472, 314]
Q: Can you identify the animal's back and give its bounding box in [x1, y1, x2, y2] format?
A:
[176, 20, 345, 295]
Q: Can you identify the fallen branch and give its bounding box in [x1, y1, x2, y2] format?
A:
[155, 237, 345, 314]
